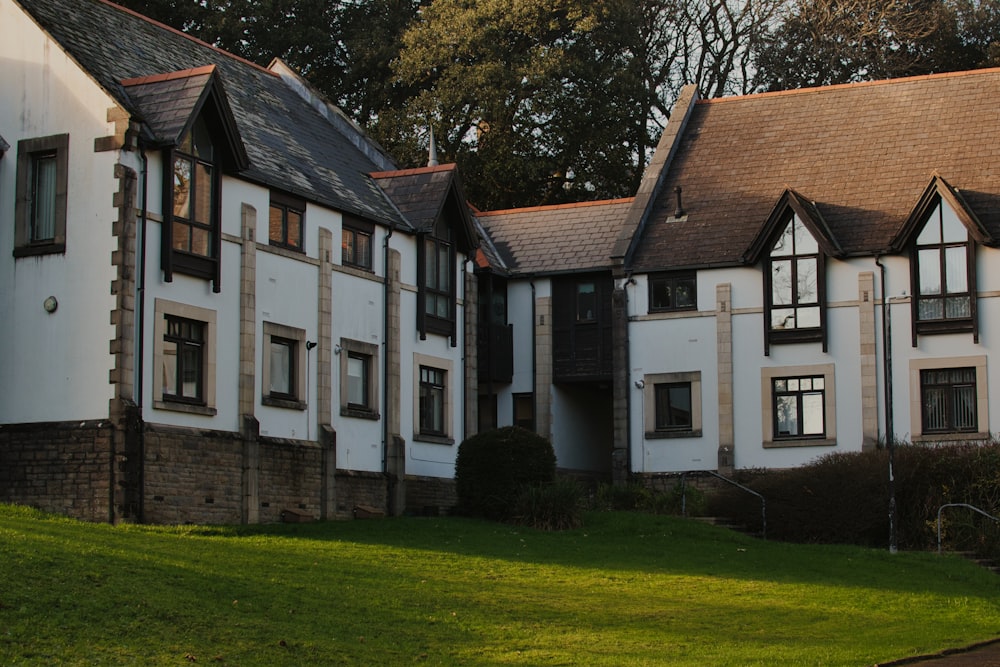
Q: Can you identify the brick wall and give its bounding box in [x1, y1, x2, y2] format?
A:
[405, 474, 457, 516]
[257, 437, 324, 523]
[0, 420, 114, 522]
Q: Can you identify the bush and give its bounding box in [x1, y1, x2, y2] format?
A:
[511, 479, 585, 531]
[455, 426, 556, 521]
[706, 442, 1000, 558]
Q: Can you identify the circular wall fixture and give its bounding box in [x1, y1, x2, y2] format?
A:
[43, 296, 58, 313]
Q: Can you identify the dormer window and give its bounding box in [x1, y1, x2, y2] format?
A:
[165, 116, 221, 285]
[769, 214, 820, 332]
[420, 219, 456, 338]
[913, 199, 973, 333]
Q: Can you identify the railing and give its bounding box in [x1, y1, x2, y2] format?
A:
[937, 503, 1000, 555]
[681, 470, 767, 540]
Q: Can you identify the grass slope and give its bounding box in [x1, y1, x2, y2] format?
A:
[1, 504, 999, 665]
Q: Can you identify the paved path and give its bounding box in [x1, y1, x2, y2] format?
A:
[879, 639, 1000, 666]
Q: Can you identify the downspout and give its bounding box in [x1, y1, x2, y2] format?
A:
[529, 276, 537, 431]
[381, 224, 394, 474]
[875, 255, 897, 554]
[461, 257, 471, 441]
[135, 147, 149, 522]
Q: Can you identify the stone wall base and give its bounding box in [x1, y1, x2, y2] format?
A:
[404, 475, 457, 516]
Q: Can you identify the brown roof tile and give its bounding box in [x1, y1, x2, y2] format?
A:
[630, 69, 1000, 271]
[478, 198, 634, 275]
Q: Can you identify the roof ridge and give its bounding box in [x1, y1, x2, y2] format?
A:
[699, 67, 1000, 105]
[121, 65, 216, 86]
[478, 197, 635, 217]
[96, 0, 278, 77]
[369, 163, 457, 179]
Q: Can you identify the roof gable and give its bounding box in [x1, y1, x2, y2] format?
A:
[371, 164, 478, 251]
[889, 173, 995, 251]
[627, 69, 1000, 272]
[122, 65, 249, 172]
[744, 189, 844, 264]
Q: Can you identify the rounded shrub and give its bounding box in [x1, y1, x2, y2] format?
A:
[455, 426, 556, 520]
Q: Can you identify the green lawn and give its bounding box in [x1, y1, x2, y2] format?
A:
[1, 504, 998, 666]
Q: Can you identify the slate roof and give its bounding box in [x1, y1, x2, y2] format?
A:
[15, 0, 404, 226]
[477, 198, 634, 276]
[371, 164, 478, 248]
[628, 69, 1000, 272]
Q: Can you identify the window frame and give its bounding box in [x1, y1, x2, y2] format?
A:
[760, 364, 836, 448]
[162, 117, 221, 289]
[771, 374, 827, 441]
[339, 338, 379, 419]
[908, 356, 988, 443]
[417, 225, 457, 340]
[268, 190, 305, 252]
[14, 133, 69, 257]
[152, 299, 217, 416]
[262, 322, 307, 410]
[643, 372, 702, 439]
[764, 213, 826, 351]
[911, 200, 976, 338]
[648, 271, 697, 313]
[413, 353, 453, 444]
[342, 216, 374, 271]
[513, 392, 535, 431]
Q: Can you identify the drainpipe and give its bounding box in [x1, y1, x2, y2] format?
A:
[134, 147, 149, 522]
[381, 224, 394, 474]
[875, 255, 897, 554]
[529, 276, 537, 431]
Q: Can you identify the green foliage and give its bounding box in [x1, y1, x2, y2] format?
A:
[510, 478, 585, 531]
[455, 426, 556, 520]
[708, 442, 1000, 559]
[593, 480, 701, 515]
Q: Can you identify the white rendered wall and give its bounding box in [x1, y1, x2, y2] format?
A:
[0, 2, 119, 422]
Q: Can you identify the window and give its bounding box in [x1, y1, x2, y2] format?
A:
[342, 217, 374, 270]
[655, 383, 692, 432]
[909, 357, 987, 441]
[760, 365, 835, 448]
[413, 354, 453, 443]
[339, 339, 379, 419]
[262, 322, 307, 410]
[269, 191, 304, 251]
[768, 214, 820, 332]
[921, 368, 977, 434]
[772, 375, 825, 439]
[649, 272, 696, 313]
[163, 316, 205, 403]
[513, 393, 535, 431]
[14, 133, 68, 256]
[914, 201, 972, 331]
[420, 366, 446, 436]
[643, 372, 701, 439]
[577, 282, 597, 322]
[153, 299, 217, 415]
[164, 116, 220, 284]
[419, 221, 456, 338]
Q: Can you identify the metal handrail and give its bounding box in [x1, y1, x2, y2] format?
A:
[681, 470, 766, 540]
[937, 503, 1000, 555]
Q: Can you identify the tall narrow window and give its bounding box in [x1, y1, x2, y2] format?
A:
[513, 393, 535, 431]
[339, 338, 379, 419]
[346, 353, 369, 409]
[772, 375, 825, 439]
[577, 282, 597, 322]
[769, 215, 820, 331]
[163, 316, 205, 403]
[915, 202, 971, 326]
[921, 367, 977, 434]
[14, 133, 68, 256]
[419, 366, 446, 436]
[268, 337, 296, 399]
[269, 191, 304, 251]
[165, 116, 219, 282]
[420, 222, 455, 338]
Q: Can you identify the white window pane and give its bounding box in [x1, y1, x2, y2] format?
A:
[347, 356, 366, 406]
[771, 308, 795, 329]
[793, 216, 818, 254]
[945, 296, 971, 319]
[802, 392, 824, 435]
[796, 257, 817, 303]
[944, 246, 967, 293]
[771, 260, 793, 304]
[917, 210, 941, 245]
[32, 155, 57, 241]
[918, 248, 941, 295]
[162, 340, 177, 396]
[941, 206, 967, 243]
[797, 306, 821, 328]
[771, 220, 794, 257]
[775, 395, 798, 436]
[270, 341, 291, 395]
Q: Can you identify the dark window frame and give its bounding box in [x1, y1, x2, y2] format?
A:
[649, 272, 697, 313]
[920, 367, 978, 434]
[267, 336, 298, 401]
[418, 229, 456, 339]
[418, 365, 447, 437]
[268, 190, 305, 252]
[162, 117, 221, 290]
[764, 214, 826, 352]
[342, 216, 374, 270]
[346, 351, 371, 411]
[162, 315, 205, 405]
[654, 382, 693, 432]
[14, 133, 69, 257]
[771, 374, 826, 441]
[911, 201, 976, 339]
[513, 392, 535, 431]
